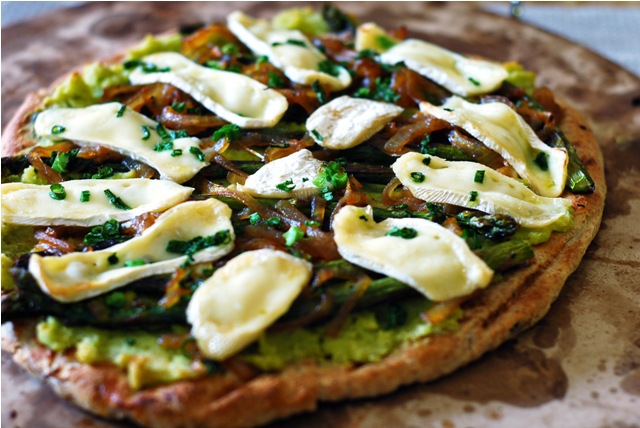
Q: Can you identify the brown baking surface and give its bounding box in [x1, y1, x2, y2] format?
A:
[2, 2, 639, 427]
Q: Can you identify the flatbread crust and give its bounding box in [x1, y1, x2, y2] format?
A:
[0, 45, 605, 428]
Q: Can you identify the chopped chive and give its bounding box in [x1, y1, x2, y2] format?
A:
[304, 220, 320, 227]
[171, 102, 186, 112]
[359, 215, 368, 222]
[276, 178, 296, 192]
[221, 42, 239, 55]
[267, 72, 284, 88]
[311, 129, 324, 142]
[249, 212, 261, 225]
[272, 39, 306, 48]
[124, 259, 146, 267]
[534, 152, 549, 171]
[311, 80, 327, 104]
[104, 189, 132, 210]
[107, 253, 119, 265]
[171, 149, 183, 157]
[468, 77, 481, 86]
[116, 105, 126, 117]
[51, 125, 66, 135]
[80, 190, 91, 202]
[213, 124, 241, 141]
[189, 146, 206, 162]
[153, 141, 174, 152]
[410, 172, 426, 183]
[49, 183, 66, 200]
[141, 125, 151, 140]
[474, 170, 485, 184]
[469, 190, 479, 203]
[283, 226, 305, 246]
[422, 157, 432, 166]
[386, 227, 418, 239]
[266, 217, 283, 227]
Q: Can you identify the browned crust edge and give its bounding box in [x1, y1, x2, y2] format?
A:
[1, 76, 606, 427]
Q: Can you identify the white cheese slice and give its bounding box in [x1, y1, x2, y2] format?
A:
[128, 52, 288, 128]
[392, 152, 573, 229]
[227, 11, 351, 91]
[33, 103, 209, 183]
[333, 205, 493, 302]
[306, 96, 404, 150]
[1, 179, 192, 226]
[29, 199, 234, 303]
[187, 249, 312, 360]
[420, 97, 568, 197]
[378, 39, 508, 97]
[238, 149, 324, 198]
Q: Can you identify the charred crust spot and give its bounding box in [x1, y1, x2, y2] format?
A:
[578, 124, 588, 130]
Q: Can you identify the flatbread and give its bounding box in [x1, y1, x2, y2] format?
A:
[0, 12, 605, 428]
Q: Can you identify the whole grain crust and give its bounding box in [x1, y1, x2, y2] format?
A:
[1, 65, 605, 427]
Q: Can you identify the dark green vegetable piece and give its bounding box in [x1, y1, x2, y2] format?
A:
[84, 219, 125, 246]
[456, 211, 518, 240]
[476, 239, 534, 271]
[322, 5, 356, 33]
[374, 302, 408, 330]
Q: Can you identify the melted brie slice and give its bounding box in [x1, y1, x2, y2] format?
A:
[238, 149, 324, 198]
[378, 39, 508, 97]
[128, 52, 287, 128]
[333, 205, 493, 302]
[306, 96, 404, 150]
[421, 97, 568, 197]
[227, 11, 351, 91]
[34, 103, 208, 183]
[1, 179, 192, 226]
[392, 152, 573, 229]
[29, 199, 234, 303]
[187, 249, 312, 360]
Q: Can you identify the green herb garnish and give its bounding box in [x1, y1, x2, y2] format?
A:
[51, 125, 66, 135]
[153, 141, 174, 152]
[84, 219, 122, 246]
[266, 217, 283, 227]
[249, 212, 261, 225]
[171, 149, 183, 157]
[171, 102, 186, 113]
[267, 72, 284, 88]
[189, 146, 206, 162]
[318, 59, 342, 77]
[80, 190, 91, 203]
[116, 105, 126, 117]
[386, 227, 418, 239]
[49, 183, 66, 200]
[422, 157, 432, 166]
[124, 259, 147, 267]
[469, 190, 479, 203]
[311, 80, 327, 104]
[213, 124, 241, 142]
[283, 226, 305, 246]
[51, 149, 79, 173]
[91, 166, 114, 179]
[272, 39, 306, 48]
[141, 125, 151, 140]
[474, 170, 485, 184]
[468, 77, 481, 87]
[410, 172, 426, 183]
[311, 129, 324, 141]
[107, 253, 119, 265]
[276, 178, 296, 192]
[534, 152, 549, 171]
[104, 189, 132, 210]
[166, 230, 232, 265]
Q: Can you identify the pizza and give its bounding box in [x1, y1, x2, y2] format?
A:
[1, 6, 605, 428]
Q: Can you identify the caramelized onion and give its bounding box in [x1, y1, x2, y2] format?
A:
[422, 297, 465, 324]
[381, 177, 425, 211]
[383, 115, 449, 156]
[447, 129, 505, 169]
[158, 106, 226, 134]
[27, 147, 64, 184]
[159, 268, 189, 309]
[324, 275, 371, 336]
[34, 228, 75, 255]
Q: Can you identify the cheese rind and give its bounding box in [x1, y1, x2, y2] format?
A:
[187, 249, 312, 360]
[392, 153, 572, 229]
[333, 205, 493, 302]
[377, 39, 508, 97]
[29, 199, 234, 303]
[420, 97, 568, 197]
[128, 52, 288, 128]
[227, 11, 351, 91]
[238, 149, 324, 198]
[33, 103, 208, 183]
[306, 96, 404, 150]
[1, 179, 193, 226]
